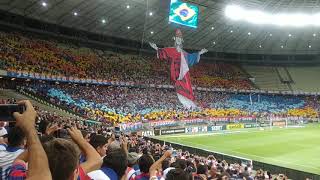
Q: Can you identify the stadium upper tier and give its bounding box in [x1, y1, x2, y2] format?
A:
[244, 65, 320, 92]
[22, 82, 319, 124]
[0, 31, 252, 90]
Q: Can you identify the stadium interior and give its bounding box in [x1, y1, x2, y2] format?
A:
[0, 0, 319, 180]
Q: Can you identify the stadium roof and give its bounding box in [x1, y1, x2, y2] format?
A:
[1, 0, 320, 55]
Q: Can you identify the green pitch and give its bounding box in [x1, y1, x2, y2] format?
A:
[158, 124, 320, 175]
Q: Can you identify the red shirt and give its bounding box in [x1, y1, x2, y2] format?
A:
[8, 162, 90, 180]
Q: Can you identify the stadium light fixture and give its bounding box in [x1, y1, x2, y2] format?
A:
[41, 2, 47, 7]
[225, 5, 320, 27]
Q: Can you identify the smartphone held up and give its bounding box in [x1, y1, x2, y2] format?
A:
[0, 104, 26, 121]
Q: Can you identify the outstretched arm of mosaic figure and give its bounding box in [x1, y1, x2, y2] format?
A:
[187, 48, 208, 67]
[199, 48, 208, 55]
[149, 42, 158, 50]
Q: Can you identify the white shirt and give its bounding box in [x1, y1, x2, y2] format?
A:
[0, 147, 24, 179]
[88, 170, 110, 180]
[0, 144, 6, 151]
[0, 128, 7, 137]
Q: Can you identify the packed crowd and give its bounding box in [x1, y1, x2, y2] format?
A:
[0, 22, 318, 180]
[0, 31, 252, 89]
[21, 82, 319, 124]
[0, 100, 293, 180]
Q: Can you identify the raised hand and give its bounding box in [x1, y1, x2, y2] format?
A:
[164, 150, 172, 158]
[45, 123, 61, 135]
[13, 100, 37, 132]
[67, 126, 84, 143]
[149, 42, 158, 50]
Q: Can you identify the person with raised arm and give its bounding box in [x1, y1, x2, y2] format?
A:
[9, 100, 52, 180]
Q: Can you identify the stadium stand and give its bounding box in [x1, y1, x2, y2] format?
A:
[242, 66, 290, 91]
[244, 65, 320, 92]
[286, 66, 320, 92]
[0, 32, 252, 90]
[14, 81, 317, 125]
[0, 2, 319, 178]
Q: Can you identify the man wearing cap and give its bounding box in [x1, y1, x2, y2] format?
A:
[149, 29, 208, 108]
[126, 152, 142, 180]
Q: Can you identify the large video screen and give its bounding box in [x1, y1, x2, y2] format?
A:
[169, 0, 199, 28]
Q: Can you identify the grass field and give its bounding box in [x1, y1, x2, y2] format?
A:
[158, 124, 320, 175]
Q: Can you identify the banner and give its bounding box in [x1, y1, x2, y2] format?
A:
[119, 122, 143, 131]
[244, 124, 258, 128]
[6, 71, 112, 85]
[161, 128, 185, 135]
[181, 116, 256, 126]
[226, 123, 244, 130]
[140, 130, 155, 137]
[272, 121, 286, 127]
[185, 126, 207, 133]
[186, 127, 198, 133]
[5, 70, 320, 96]
[207, 126, 223, 132]
[259, 123, 269, 127]
[198, 126, 207, 133]
[149, 120, 179, 127]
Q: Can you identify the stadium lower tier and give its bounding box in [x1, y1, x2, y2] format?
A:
[1, 97, 306, 179]
[20, 81, 319, 124]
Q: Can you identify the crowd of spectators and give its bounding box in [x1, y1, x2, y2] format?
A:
[0, 24, 319, 180]
[20, 82, 319, 124]
[0, 100, 294, 180]
[0, 31, 253, 90]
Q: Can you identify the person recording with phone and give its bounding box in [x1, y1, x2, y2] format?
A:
[3, 100, 52, 180]
[6, 100, 102, 180]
